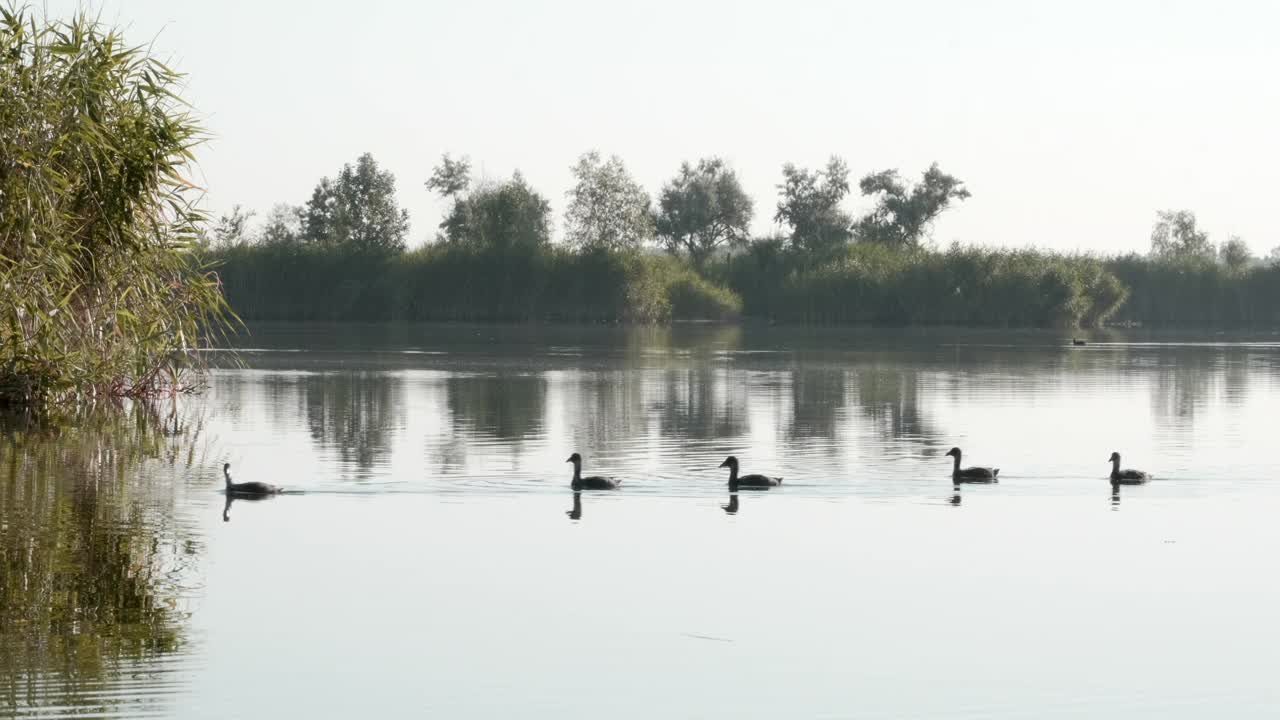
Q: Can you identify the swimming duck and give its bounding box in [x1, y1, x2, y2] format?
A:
[719, 456, 781, 489]
[566, 453, 620, 490]
[223, 463, 282, 496]
[945, 447, 998, 483]
[1108, 452, 1150, 484]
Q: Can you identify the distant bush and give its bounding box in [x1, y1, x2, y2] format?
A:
[1106, 254, 1280, 327]
[722, 243, 1128, 328]
[213, 238, 1280, 330]
[210, 244, 742, 324]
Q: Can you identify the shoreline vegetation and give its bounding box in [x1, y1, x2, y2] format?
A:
[1, 9, 233, 409]
[6, 10, 1280, 411]
[209, 238, 1280, 329]
[208, 189, 1280, 329]
[204, 141, 1280, 332]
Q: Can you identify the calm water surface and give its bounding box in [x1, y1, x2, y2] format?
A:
[3, 324, 1280, 718]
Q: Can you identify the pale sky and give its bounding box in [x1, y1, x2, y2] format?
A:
[48, 0, 1280, 254]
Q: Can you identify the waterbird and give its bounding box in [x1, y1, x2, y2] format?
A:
[566, 453, 620, 490]
[719, 456, 781, 489]
[1072, 338, 1087, 346]
[1108, 452, 1151, 484]
[945, 447, 999, 483]
[223, 463, 282, 496]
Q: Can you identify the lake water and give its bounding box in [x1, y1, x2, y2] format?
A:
[4, 323, 1280, 718]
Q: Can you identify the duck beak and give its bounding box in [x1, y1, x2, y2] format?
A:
[718, 460, 730, 468]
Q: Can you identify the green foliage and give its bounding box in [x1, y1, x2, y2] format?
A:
[564, 151, 654, 251]
[1218, 235, 1252, 273]
[210, 244, 741, 324]
[0, 7, 234, 408]
[775, 157, 852, 262]
[424, 153, 472, 198]
[435, 171, 553, 251]
[301, 153, 408, 253]
[212, 205, 254, 248]
[854, 163, 970, 248]
[647, 255, 742, 321]
[258, 203, 303, 246]
[655, 157, 754, 268]
[1150, 209, 1214, 261]
[0, 402, 204, 707]
[1106, 254, 1280, 327]
[724, 242, 1128, 328]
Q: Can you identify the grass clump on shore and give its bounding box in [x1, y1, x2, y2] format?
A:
[0, 8, 234, 409]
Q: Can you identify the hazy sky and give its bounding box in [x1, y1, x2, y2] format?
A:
[47, 0, 1280, 254]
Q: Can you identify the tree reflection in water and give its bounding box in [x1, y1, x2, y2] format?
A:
[0, 402, 207, 716]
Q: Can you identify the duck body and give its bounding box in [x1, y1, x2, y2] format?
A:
[566, 453, 620, 490]
[720, 456, 781, 490]
[945, 447, 998, 483]
[572, 475, 621, 490]
[223, 463, 282, 496]
[1109, 452, 1151, 485]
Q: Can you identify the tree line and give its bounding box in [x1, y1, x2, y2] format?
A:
[208, 149, 1280, 329]
[210, 151, 974, 266]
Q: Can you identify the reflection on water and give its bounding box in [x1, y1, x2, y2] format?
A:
[7, 324, 1280, 718]
[222, 493, 274, 522]
[304, 373, 404, 478]
[0, 404, 209, 719]
[721, 493, 739, 515]
[196, 324, 1280, 497]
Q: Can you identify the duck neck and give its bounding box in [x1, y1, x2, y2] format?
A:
[571, 463, 582, 482]
[951, 454, 961, 474]
[223, 468, 232, 488]
[727, 465, 739, 484]
[1111, 457, 1121, 476]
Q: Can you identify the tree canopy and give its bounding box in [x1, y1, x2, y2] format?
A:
[301, 153, 409, 253]
[656, 158, 754, 267]
[564, 151, 654, 251]
[775, 157, 852, 260]
[854, 163, 970, 248]
[1218, 236, 1251, 272]
[1149, 210, 1214, 261]
[427, 156, 552, 251]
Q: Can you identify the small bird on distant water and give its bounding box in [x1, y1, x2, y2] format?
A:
[223, 463, 282, 495]
[1108, 452, 1151, 484]
[1072, 338, 1087, 346]
[945, 447, 999, 483]
[719, 456, 781, 489]
[566, 453, 620, 490]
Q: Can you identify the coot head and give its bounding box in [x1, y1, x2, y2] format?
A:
[719, 456, 739, 469]
[945, 447, 961, 458]
[1108, 451, 1120, 462]
[566, 453, 582, 464]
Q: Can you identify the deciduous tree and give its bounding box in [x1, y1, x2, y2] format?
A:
[775, 157, 852, 260]
[854, 163, 970, 248]
[564, 151, 654, 251]
[302, 153, 409, 253]
[656, 158, 754, 268]
[1150, 210, 1214, 261]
